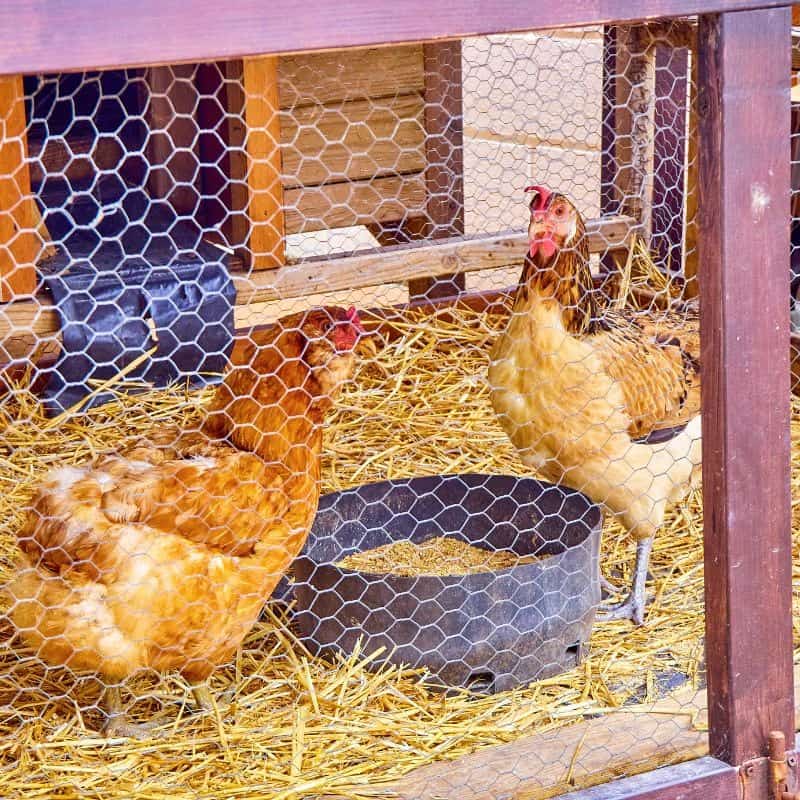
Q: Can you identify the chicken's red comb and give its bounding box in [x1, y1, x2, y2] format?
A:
[345, 306, 364, 331]
[524, 185, 553, 208]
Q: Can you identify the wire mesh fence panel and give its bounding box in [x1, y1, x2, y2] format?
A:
[0, 21, 731, 800]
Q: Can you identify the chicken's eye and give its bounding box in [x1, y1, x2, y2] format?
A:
[554, 205, 567, 219]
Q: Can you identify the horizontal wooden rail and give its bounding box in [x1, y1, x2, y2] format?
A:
[0, 215, 636, 362]
[361, 665, 800, 800]
[0, 1, 792, 77]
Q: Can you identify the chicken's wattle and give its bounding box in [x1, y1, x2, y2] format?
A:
[529, 237, 558, 260]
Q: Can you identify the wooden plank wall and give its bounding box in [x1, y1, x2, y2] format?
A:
[22, 46, 428, 265]
[277, 45, 427, 236]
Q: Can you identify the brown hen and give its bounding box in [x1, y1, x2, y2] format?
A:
[489, 187, 701, 625]
[9, 307, 364, 736]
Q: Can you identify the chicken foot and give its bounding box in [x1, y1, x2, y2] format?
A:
[597, 537, 653, 626]
[102, 684, 221, 738]
[192, 684, 215, 712]
[102, 686, 163, 739]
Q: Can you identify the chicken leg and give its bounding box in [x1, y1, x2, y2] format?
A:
[597, 537, 653, 626]
[102, 686, 162, 740]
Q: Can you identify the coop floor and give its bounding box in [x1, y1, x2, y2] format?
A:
[0, 304, 797, 800]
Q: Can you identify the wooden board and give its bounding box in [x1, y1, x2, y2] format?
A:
[222, 57, 286, 268]
[243, 56, 285, 268]
[356, 665, 800, 800]
[278, 45, 424, 108]
[27, 135, 125, 187]
[0, 75, 38, 301]
[283, 173, 426, 233]
[280, 93, 425, 188]
[145, 64, 202, 216]
[614, 26, 657, 240]
[0, 214, 636, 362]
[408, 40, 466, 300]
[0, 1, 793, 76]
[698, 8, 794, 764]
[651, 44, 689, 270]
[683, 44, 699, 299]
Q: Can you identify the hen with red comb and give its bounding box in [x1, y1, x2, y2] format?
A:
[489, 185, 702, 625]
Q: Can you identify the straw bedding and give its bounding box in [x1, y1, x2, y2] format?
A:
[0, 296, 793, 800]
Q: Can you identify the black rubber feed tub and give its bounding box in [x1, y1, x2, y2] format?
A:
[293, 474, 602, 693]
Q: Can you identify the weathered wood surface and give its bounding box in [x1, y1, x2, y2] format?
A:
[349, 665, 800, 800]
[218, 57, 286, 267]
[278, 45, 424, 107]
[280, 94, 425, 188]
[0, 214, 635, 362]
[0, 75, 39, 301]
[408, 40, 465, 300]
[614, 26, 657, 241]
[0, 1, 793, 76]
[557, 758, 738, 800]
[698, 7, 794, 765]
[145, 64, 201, 215]
[282, 174, 426, 233]
[242, 56, 285, 268]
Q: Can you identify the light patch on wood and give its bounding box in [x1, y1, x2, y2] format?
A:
[750, 182, 771, 222]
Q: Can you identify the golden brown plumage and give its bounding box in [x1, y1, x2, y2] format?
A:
[489, 187, 702, 624]
[9, 306, 364, 735]
[596, 305, 700, 438]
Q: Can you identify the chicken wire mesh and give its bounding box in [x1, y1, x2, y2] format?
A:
[0, 21, 742, 800]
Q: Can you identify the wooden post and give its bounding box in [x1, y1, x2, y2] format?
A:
[408, 40, 465, 301]
[698, 7, 794, 765]
[145, 64, 203, 217]
[0, 75, 39, 301]
[684, 45, 700, 299]
[651, 44, 689, 272]
[615, 26, 657, 245]
[222, 57, 285, 270]
[600, 25, 620, 275]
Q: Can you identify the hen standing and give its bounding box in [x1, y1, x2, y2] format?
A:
[9, 307, 364, 736]
[489, 186, 702, 624]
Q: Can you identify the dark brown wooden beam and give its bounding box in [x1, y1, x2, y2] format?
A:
[697, 6, 794, 766]
[600, 25, 619, 275]
[0, 1, 794, 77]
[651, 44, 689, 271]
[408, 39, 465, 301]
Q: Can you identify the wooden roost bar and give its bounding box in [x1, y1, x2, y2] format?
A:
[0, 2, 795, 799]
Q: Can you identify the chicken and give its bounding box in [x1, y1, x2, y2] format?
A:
[488, 186, 702, 625]
[8, 306, 364, 737]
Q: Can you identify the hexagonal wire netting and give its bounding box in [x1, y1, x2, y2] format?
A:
[0, 21, 721, 800]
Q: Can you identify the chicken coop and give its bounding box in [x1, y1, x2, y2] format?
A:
[0, 2, 795, 799]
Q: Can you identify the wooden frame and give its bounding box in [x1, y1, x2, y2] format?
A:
[0, 215, 635, 362]
[408, 40, 466, 300]
[0, 1, 793, 76]
[0, 2, 795, 799]
[0, 76, 40, 301]
[222, 56, 286, 269]
[697, 7, 794, 763]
